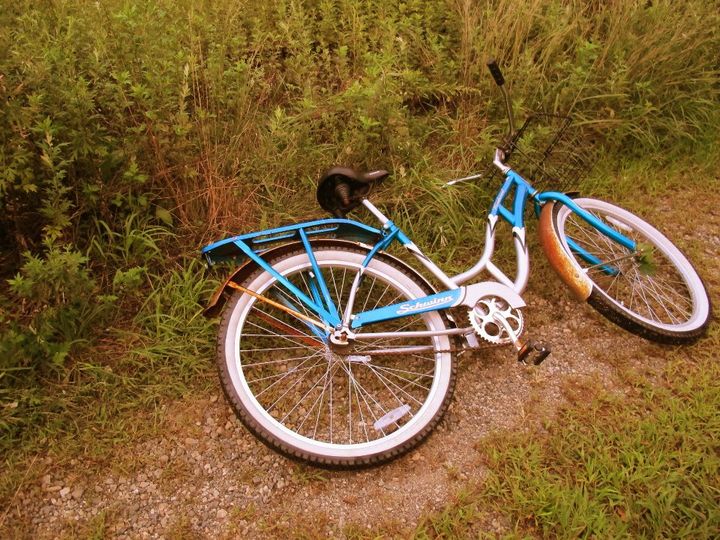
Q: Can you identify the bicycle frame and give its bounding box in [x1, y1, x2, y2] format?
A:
[202, 164, 638, 343]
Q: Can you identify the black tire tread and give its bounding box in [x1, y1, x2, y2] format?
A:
[587, 287, 711, 345]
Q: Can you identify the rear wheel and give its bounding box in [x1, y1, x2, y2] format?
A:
[217, 245, 457, 467]
[542, 198, 711, 343]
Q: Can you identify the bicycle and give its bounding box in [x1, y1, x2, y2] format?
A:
[200, 60, 711, 467]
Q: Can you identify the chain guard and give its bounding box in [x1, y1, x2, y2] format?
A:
[469, 297, 524, 344]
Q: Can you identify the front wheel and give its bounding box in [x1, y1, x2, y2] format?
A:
[217, 245, 457, 467]
[539, 197, 711, 344]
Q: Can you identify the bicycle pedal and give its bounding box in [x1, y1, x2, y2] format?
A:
[517, 340, 551, 365]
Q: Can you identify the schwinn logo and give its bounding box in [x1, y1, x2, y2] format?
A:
[396, 295, 454, 315]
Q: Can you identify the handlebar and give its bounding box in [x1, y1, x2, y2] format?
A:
[486, 59, 515, 143]
[486, 59, 505, 87]
[444, 59, 518, 186]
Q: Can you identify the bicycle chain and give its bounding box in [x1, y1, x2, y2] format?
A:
[356, 341, 506, 357]
[357, 307, 510, 357]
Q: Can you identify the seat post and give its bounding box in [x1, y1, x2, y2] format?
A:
[361, 199, 390, 227]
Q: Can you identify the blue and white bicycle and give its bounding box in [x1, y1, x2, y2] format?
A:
[201, 61, 711, 466]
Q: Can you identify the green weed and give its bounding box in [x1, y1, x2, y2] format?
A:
[291, 464, 329, 486]
[411, 327, 720, 539]
[1, 0, 719, 525]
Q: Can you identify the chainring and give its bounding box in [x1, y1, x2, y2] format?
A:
[468, 297, 524, 344]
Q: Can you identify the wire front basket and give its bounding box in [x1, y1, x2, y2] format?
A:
[500, 113, 599, 194]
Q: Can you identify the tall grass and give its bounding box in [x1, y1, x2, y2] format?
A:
[1, 0, 718, 254]
[0, 0, 718, 495]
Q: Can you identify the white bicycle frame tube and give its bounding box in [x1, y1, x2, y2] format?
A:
[362, 197, 530, 294]
[334, 196, 530, 340]
[452, 217, 530, 292]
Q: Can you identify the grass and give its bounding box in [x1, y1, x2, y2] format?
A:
[2, 152, 718, 537]
[1, 0, 719, 535]
[407, 327, 720, 539]
[0, 259, 219, 503]
[291, 465, 329, 486]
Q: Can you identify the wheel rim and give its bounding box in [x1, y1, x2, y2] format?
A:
[224, 250, 452, 458]
[556, 199, 708, 333]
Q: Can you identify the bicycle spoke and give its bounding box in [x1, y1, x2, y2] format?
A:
[295, 361, 335, 431]
[361, 277, 377, 313]
[363, 363, 424, 407]
[312, 362, 338, 440]
[368, 366, 434, 395]
[558, 199, 705, 331]
[247, 309, 317, 342]
[369, 363, 435, 384]
[290, 363, 332, 429]
[254, 354, 325, 402]
[238, 351, 323, 368]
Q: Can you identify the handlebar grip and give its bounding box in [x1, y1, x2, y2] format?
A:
[334, 183, 351, 207]
[486, 59, 505, 86]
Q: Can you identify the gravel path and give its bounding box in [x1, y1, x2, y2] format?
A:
[4, 188, 718, 539]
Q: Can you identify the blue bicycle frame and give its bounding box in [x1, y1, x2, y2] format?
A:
[202, 162, 637, 340]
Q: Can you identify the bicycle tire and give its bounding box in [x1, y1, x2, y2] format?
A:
[217, 245, 457, 467]
[539, 197, 711, 344]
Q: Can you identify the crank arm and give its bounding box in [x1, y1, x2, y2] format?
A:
[491, 310, 550, 365]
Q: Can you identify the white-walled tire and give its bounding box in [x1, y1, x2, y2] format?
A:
[217, 245, 457, 467]
[544, 198, 711, 343]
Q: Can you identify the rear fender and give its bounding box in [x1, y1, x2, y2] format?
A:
[201, 218, 383, 266]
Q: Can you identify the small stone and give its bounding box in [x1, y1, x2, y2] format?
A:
[210, 395, 218, 403]
[71, 487, 84, 500]
[217, 509, 227, 519]
[158, 454, 169, 464]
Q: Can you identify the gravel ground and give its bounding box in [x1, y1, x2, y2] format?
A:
[1, 295, 669, 539]
[3, 188, 719, 539]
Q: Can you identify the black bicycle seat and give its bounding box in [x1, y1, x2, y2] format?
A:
[317, 167, 389, 217]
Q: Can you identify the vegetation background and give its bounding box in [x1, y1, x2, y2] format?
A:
[1, 0, 718, 536]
